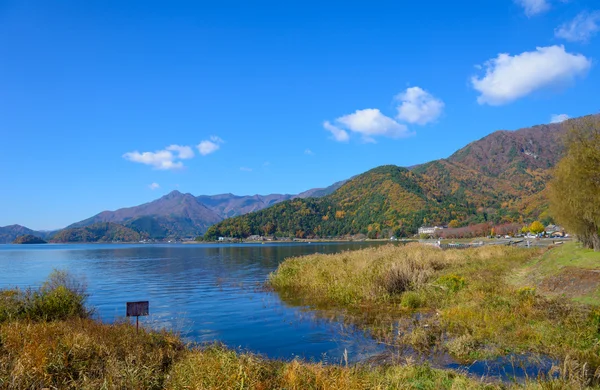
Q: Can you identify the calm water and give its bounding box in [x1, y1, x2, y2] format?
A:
[0, 242, 388, 363]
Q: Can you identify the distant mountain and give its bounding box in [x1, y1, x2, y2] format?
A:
[60, 180, 347, 241]
[295, 179, 348, 199]
[68, 191, 223, 239]
[197, 193, 294, 219]
[197, 180, 348, 219]
[205, 116, 585, 239]
[51, 222, 146, 243]
[0, 225, 55, 244]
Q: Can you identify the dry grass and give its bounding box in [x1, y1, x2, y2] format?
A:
[269, 243, 533, 306]
[2, 253, 600, 389]
[0, 318, 183, 389]
[269, 243, 600, 387]
[166, 344, 489, 390]
[1, 317, 598, 390]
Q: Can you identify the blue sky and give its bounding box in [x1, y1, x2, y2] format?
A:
[1, 0, 599, 230]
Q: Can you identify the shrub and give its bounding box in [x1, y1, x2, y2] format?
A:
[445, 334, 481, 361]
[0, 270, 90, 323]
[401, 291, 425, 309]
[436, 274, 466, 293]
[379, 257, 441, 295]
[0, 290, 27, 322]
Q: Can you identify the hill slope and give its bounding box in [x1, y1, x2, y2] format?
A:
[63, 180, 346, 240]
[50, 222, 147, 243]
[205, 117, 581, 239]
[12, 235, 47, 244]
[196, 194, 294, 219]
[197, 180, 347, 219]
[0, 225, 55, 244]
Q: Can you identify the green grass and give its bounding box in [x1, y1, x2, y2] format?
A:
[269, 243, 600, 386]
[524, 242, 600, 275]
[514, 242, 600, 305]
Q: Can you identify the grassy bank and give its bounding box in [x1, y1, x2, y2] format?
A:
[0, 271, 486, 389]
[269, 244, 600, 386]
[0, 318, 588, 390]
[0, 274, 488, 390]
[2, 265, 599, 388]
[513, 242, 600, 305]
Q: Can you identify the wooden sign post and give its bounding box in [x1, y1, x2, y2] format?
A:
[126, 301, 149, 332]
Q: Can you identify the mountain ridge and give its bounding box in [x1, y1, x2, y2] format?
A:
[67, 190, 222, 239]
[0, 225, 56, 244]
[5, 115, 595, 243]
[204, 116, 591, 239]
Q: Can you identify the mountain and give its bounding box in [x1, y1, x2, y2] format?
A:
[62, 180, 346, 241]
[205, 117, 581, 239]
[295, 179, 348, 199]
[0, 225, 55, 244]
[196, 194, 294, 219]
[69, 191, 223, 239]
[50, 222, 147, 243]
[197, 180, 348, 219]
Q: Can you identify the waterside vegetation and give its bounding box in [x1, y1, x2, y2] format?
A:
[270, 243, 600, 387]
[2, 266, 599, 388]
[0, 272, 491, 389]
[549, 116, 600, 251]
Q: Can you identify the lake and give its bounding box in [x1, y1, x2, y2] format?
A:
[0, 242, 389, 364]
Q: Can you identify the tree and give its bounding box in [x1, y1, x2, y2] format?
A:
[549, 116, 600, 251]
[529, 221, 545, 235]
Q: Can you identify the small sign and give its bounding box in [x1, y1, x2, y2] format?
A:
[127, 301, 149, 317]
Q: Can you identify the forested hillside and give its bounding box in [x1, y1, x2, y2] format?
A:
[0, 225, 55, 244]
[205, 117, 581, 239]
[50, 222, 147, 243]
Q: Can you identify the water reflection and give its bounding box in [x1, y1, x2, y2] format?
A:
[0, 242, 388, 363]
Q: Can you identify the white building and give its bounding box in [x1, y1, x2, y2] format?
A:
[418, 226, 444, 235]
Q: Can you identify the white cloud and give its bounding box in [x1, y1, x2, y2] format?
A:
[323, 121, 350, 142]
[337, 109, 412, 140]
[395, 87, 444, 125]
[304, 149, 314, 155]
[124, 138, 222, 170]
[149, 182, 160, 190]
[555, 11, 600, 43]
[197, 136, 224, 156]
[166, 145, 194, 159]
[324, 109, 413, 143]
[240, 167, 253, 172]
[471, 45, 591, 105]
[123, 149, 184, 170]
[515, 0, 550, 16]
[550, 113, 570, 123]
